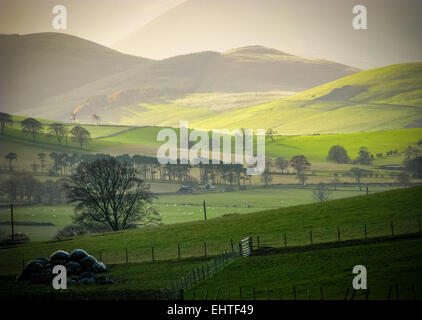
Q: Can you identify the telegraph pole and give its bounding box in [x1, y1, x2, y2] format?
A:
[10, 203, 14, 240]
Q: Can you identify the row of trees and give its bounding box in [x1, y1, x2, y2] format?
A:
[0, 113, 91, 150]
[327, 145, 375, 165]
[261, 155, 311, 186]
[0, 173, 68, 204]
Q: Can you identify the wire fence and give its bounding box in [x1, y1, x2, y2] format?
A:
[11, 216, 422, 276]
[90, 216, 421, 264]
[181, 283, 419, 300]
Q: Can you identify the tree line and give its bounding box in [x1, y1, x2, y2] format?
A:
[0, 112, 91, 150]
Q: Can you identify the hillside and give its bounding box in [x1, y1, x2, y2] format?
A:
[0, 33, 152, 115]
[192, 63, 422, 133]
[112, 0, 422, 69]
[1, 186, 421, 275]
[0, 32, 358, 123]
[31, 45, 357, 123]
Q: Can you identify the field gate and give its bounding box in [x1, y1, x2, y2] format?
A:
[239, 237, 252, 257]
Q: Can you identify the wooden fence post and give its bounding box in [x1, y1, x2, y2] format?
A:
[10, 203, 14, 240]
[178, 244, 181, 260]
[344, 288, 349, 300]
[203, 200, 207, 221]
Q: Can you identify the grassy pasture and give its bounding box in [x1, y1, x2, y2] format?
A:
[0, 185, 397, 241]
[0, 187, 420, 276]
[186, 237, 422, 300]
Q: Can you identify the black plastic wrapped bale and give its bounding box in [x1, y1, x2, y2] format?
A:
[79, 255, 97, 271]
[50, 250, 70, 265]
[92, 261, 107, 273]
[25, 260, 44, 273]
[69, 249, 89, 262]
[65, 261, 82, 274]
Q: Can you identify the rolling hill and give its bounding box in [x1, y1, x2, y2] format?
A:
[191, 63, 422, 133]
[112, 0, 422, 69]
[0, 33, 152, 115]
[0, 33, 358, 123]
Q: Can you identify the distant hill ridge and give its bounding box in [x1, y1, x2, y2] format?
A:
[0, 32, 358, 122]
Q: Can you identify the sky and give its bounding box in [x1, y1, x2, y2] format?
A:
[0, 0, 187, 46]
[0, 0, 421, 69]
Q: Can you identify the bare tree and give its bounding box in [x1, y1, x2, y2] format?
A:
[92, 114, 101, 125]
[0, 112, 13, 136]
[296, 173, 308, 187]
[65, 158, 160, 231]
[290, 155, 311, 174]
[70, 111, 77, 123]
[313, 184, 331, 202]
[21, 118, 43, 142]
[70, 125, 91, 150]
[261, 172, 273, 187]
[265, 128, 277, 142]
[275, 157, 289, 174]
[349, 167, 372, 191]
[5, 152, 17, 171]
[48, 123, 68, 144]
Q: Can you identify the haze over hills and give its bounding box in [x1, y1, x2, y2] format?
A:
[0, 33, 358, 122]
[113, 0, 422, 69]
[0, 33, 152, 115]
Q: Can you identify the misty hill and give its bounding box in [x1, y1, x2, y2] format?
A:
[0, 33, 358, 122]
[0, 33, 152, 115]
[112, 0, 422, 69]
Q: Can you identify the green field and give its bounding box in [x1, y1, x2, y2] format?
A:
[0, 187, 420, 276]
[186, 237, 422, 300]
[0, 185, 397, 241]
[1, 112, 421, 171]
